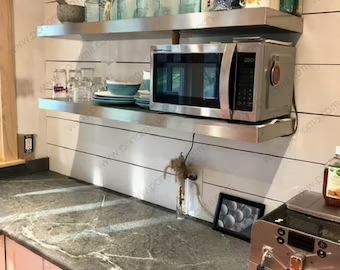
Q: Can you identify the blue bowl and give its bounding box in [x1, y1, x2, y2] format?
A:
[106, 81, 141, 96]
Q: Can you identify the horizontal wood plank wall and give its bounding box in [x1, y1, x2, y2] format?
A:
[44, 1, 339, 220]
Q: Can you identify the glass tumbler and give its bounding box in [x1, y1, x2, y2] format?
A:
[92, 77, 104, 93]
[53, 69, 67, 99]
[117, 0, 137, 19]
[210, 0, 233, 11]
[99, 0, 118, 20]
[180, 0, 201, 14]
[280, 0, 298, 14]
[159, 0, 180, 16]
[79, 68, 95, 100]
[67, 69, 81, 101]
[136, 0, 160, 18]
[99, 0, 105, 20]
[85, 0, 100, 22]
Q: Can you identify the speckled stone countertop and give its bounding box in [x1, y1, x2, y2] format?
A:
[0, 172, 250, 270]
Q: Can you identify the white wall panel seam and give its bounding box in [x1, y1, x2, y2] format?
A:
[47, 143, 176, 175]
[47, 116, 325, 166]
[202, 181, 284, 204]
[46, 116, 192, 143]
[46, 60, 102, 63]
[296, 64, 340, 66]
[47, 135, 323, 169]
[193, 142, 324, 166]
[303, 11, 340, 15]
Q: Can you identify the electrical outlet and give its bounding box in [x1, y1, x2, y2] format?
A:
[18, 134, 35, 160]
[24, 135, 34, 153]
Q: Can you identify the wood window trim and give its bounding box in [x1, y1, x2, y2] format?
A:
[0, 0, 24, 167]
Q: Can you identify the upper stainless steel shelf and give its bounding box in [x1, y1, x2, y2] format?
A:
[39, 98, 295, 143]
[37, 8, 303, 40]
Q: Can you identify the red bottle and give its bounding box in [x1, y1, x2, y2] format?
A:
[323, 146, 340, 207]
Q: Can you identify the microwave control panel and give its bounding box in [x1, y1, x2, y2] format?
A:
[234, 53, 256, 112]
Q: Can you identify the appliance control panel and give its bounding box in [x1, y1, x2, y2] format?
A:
[249, 219, 340, 270]
[234, 53, 256, 112]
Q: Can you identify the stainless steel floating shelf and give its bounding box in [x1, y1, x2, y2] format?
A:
[39, 98, 295, 143]
[37, 8, 303, 40]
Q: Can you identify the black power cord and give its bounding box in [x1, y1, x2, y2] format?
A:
[183, 132, 213, 216]
[185, 133, 196, 162]
[282, 86, 299, 137]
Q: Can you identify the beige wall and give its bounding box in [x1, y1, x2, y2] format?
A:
[14, 0, 47, 158]
[39, 1, 340, 221]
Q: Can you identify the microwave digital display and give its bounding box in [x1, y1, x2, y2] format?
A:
[234, 53, 256, 112]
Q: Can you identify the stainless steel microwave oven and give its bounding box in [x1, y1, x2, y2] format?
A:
[150, 41, 296, 122]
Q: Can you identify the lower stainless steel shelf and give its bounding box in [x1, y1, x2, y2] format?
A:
[39, 98, 295, 143]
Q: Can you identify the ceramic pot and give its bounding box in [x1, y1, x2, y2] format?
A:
[57, 4, 85, 23]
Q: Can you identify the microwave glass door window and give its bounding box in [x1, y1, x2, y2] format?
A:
[157, 65, 185, 95]
[153, 53, 222, 108]
[172, 66, 185, 94]
[204, 66, 218, 99]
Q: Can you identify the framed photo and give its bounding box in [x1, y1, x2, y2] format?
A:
[213, 193, 265, 242]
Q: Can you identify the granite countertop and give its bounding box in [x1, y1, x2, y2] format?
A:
[0, 172, 250, 270]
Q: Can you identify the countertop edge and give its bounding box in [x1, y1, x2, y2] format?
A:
[0, 229, 71, 270]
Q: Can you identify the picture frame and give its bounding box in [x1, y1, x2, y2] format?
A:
[213, 193, 266, 242]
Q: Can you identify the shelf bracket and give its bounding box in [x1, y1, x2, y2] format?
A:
[172, 30, 180, 45]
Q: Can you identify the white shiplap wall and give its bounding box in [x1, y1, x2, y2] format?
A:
[40, 1, 340, 221]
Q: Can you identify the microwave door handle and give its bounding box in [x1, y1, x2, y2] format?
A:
[219, 43, 236, 119]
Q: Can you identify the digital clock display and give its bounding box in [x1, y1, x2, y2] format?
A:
[288, 231, 315, 253]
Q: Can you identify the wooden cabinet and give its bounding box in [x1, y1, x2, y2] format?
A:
[6, 238, 44, 270]
[5, 238, 61, 270]
[0, 236, 5, 270]
[43, 260, 62, 270]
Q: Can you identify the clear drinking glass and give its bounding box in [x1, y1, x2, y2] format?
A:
[92, 77, 104, 93]
[159, 0, 180, 16]
[53, 69, 67, 99]
[99, 0, 105, 20]
[117, 0, 137, 19]
[210, 0, 233, 11]
[280, 0, 298, 14]
[85, 0, 100, 22]
[67, 69, 82, 101]
[136, 0, 160, 18]
[100, 0, 117, 21]
[78, 68, 95, 100]
[111, 0, 118, 20]
[180, 0, 201, 14]
[81, 68, 95, 82]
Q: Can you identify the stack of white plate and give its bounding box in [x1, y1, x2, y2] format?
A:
[93, 91, 135, 105]
[134, 90, 150, 109]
